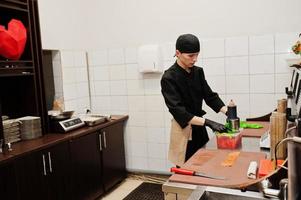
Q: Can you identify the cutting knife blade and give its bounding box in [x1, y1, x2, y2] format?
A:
[194, 171, 226, 180]
[170, 167, 226, 180]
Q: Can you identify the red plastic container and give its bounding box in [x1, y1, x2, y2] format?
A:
[216, 132, 242, 149]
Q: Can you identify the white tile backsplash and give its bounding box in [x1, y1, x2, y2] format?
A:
[128, 111, 146, 127]
[125, 47, 138, 64]
[250, 94, 276, 117]
[202, 38, 225, 58]
[225, 36, 248, 56]
[76, 97, 90, 113]
[162, 42, 175, 61]
[92, 96, 111, 111]
[64, 99, 77, 111]
[131, 156, 148, 170]
[148, 158, 166, 172]
[92, 66, 110, 81]
[146, 127, 166, 143]
[76, 82, 89, 98]
[275, 53, 297, 74]
[144, 79, 161, 95]
[145, 95, 164, 112]
[127, 80, 145, 95]
[108, 48, 125, 65]
[225, 56, 249, 75]
[275, 32, 299, 53]
[128, 126, 147, 143]
[126, 63, 143, 79]
[109, 64, 126, 80]
[110, 96, 128, 111]
[250, 74, 274, 93]
[94, 81, 110, 96]
[88, 49, 108, 66]
[226, 75, 249, 94]
[128, 96, 145, 112]
[147, 143, 166, 159]
[131, 142, 148, 157]
[249, 35, 274, 55]
[110, 80, 127, 95]
[63, 83, 77, 100]
[146, 111, 165, 127]
[62, 68, 77, 84]
[60, 51, 74, 67]
[73, 51, 87, 67]
[275, 73, 291, 93]
[249, 55, 274, 74]
[76, 67, 88, 82]
[202, 58, 225, 76]
[206, 75, 226, 94]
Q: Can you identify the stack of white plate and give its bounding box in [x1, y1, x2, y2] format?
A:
[2, 119, 21, 143]
[18, 116, 42, 140]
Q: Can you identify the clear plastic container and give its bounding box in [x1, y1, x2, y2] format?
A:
[216, 131, 242, 149]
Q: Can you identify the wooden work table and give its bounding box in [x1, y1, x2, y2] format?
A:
[163, 121, 270, 200]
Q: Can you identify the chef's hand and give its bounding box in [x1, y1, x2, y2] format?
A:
[204, 118, 228, 132]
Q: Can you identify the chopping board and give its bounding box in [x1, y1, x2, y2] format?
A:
[241, 121, 270, 138]
[169, 149, 266, 189]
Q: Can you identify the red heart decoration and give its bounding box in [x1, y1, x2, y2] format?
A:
[0, 19, 27, 60]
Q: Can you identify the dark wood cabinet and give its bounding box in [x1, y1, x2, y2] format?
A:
[0, 162, 19, 200]
[14, 142, 71, 200]
[101, 122, 126, 191]
[14, 149, 47, 200]
[0, 117, 127, 200]
[69, 121, 126, 198]
[69, 132, 104, 200]
[44, 142, 71, 200]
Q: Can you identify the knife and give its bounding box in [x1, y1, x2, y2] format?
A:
[170, 167, 226, 180]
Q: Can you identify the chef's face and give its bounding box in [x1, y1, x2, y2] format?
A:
[176, 50, 199, 68]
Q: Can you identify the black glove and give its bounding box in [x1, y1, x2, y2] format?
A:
[204, 118, 228, 132]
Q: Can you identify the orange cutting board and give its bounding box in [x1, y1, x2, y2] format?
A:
[169, 149, 266, 189]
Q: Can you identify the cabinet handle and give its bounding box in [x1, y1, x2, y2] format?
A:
[48, 152, 53, 173]
[99, 134, 102, 151]
[103, 131, 107, 149]
[42, 154, 47, 176]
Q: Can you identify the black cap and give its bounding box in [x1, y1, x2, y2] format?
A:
[176, 34, 200, 53]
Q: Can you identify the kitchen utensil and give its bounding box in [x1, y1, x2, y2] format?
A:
[170, 167, 226, 180]
[51, 117, 85, 133]
[50, 110, 74, 120]
[228, 118, 240, 132]
[80, 114, 108, 126]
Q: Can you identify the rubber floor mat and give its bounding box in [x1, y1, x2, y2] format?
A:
[123, 182, 164, 200]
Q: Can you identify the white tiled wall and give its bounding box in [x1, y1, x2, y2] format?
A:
[54, 32, 300, 174]
[53, 50, 90, 114]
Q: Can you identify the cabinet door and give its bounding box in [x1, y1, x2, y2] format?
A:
[101, 122, 126, 191]
[14, 151, 47, 200]
[45, 142, 71, 200]
[0, 162, 18, 200]
[69, 132, 104, 200]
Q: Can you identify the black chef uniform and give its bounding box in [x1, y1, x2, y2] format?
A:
[161, 61, 225, 161]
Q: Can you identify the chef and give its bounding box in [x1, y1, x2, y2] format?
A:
[161, 33, 228, 166]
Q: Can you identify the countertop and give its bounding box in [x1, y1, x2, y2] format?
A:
[0, 115, 128, 164]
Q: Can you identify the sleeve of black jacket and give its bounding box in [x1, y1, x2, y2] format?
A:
[199, 68, 225, 113]
[161, 75, 194, 128]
